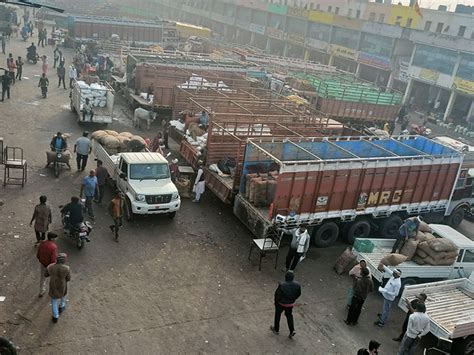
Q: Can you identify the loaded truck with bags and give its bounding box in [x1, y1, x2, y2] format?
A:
[92, 131, 180, 220]
[233, 135, 474, 247]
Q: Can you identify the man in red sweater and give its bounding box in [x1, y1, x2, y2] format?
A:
[37, 232, 58, 297]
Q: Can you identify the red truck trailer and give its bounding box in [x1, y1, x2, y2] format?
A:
[180, 120, 351, 203]
[233, 135, 474, 247]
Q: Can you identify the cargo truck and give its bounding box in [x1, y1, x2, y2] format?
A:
[233, 136, 474, 247]
[353, 224, 474, 290]
[179, 119, 353, 204]
[399, 276, 474, 355]
[93, 140, 180, 220]
[70, 79, 115, 124]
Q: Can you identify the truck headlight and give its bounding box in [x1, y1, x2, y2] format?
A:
[136, 194, 146, 202]
[172, 192, 179, 200]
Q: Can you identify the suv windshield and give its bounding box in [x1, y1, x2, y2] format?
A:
[130, 163, 170, 180]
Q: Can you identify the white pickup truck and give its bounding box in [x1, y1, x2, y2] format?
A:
[353, 224, 474, 290]
[399, 276, 474, 354]
[93, 140, 180, 220]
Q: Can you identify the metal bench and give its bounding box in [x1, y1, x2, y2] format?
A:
[3, 146, 27, 187]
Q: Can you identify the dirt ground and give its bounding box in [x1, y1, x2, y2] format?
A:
[0, 28, 473, 355]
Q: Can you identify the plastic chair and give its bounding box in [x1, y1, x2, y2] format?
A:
[3, 146, 27, 187]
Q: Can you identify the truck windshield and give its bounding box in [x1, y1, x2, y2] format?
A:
[130, 163, 170, 180]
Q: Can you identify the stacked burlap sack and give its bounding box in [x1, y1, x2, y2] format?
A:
[175, 176, 192, 199]
[245, 171, 279, 207]
[91, 130, 147, 154]
[377, 221, 458, 269]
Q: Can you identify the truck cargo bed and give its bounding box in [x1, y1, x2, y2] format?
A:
[356, 239, 457, 282]
[399, 278, 474, 339]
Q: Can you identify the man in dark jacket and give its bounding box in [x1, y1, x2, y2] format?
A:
[1, 70, 12, 101]
[345, 267, 373, 325]
[270, 271, 301, 339]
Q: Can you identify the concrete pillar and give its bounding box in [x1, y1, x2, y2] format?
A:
[328, 54, 335, 66]
[355, 63, 361, 77]
[434, 87, 442, 103]
[283, 42, 289, 57]
[304, 48, 310, 61]
[468, 99, 474, 118]
[265, 37, 271, 53]
[403, 78, 414, 105]
[443, 90, 457, 122]
[250, 32, 256, 46]
[386, 71, 395, 91]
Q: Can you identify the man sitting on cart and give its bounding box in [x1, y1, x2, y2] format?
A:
[82, 98, 94, 122]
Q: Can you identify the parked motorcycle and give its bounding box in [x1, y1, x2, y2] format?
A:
[61, 210, 92, 250]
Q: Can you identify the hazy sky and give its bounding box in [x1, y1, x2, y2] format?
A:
[399, 0, 474, 10]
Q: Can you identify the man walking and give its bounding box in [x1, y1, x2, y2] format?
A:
[7, 54, 16, 85]
[80, 170, 98, 220]
[36, 232, 58, 297]
[74, 131, 91, 171]
[94, 160, 108, 203]
[1, 70, 12, 101]
[29, 195, 52, 243]
[374, 266, 401, 327]
[109, 190, 124, 241]
[393, 293, 427, 342]
[1, 34, 5, 55]
[68, 64, 77, 89]
[345, 267, 373, 326]
[57, 61, 66, 89]
[46, 253, 70, 323]
[285, 225, 310, 272]
[397, 303, 430, 355]
[15, 56, 23, 81]
[270, 271, 301, 339]
[53, 46, 60, 68]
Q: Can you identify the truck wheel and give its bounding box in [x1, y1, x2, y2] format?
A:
[463, 335, 474, 355]
[379, 215, 403, 239]
[167, 212, 176, 219]
[399, 277, 417, 297]
[446, 208, 465, 229]
[125, 198, 134, 222]
[344, 219, 371, 244]
[312, 222, 339, 248]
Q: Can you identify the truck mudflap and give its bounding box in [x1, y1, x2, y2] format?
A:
[233, 194, 271, 238]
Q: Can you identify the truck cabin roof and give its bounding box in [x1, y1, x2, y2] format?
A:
[430, 224, 474, 250]
[121, 152, 167, 164]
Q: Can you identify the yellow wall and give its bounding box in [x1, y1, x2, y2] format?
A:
[176, 22, 212, 39]
[308, 10, 334, 25]
[387, 5, 420, 28]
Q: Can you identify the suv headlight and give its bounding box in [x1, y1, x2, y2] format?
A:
[136, 194, 146, 202]
[172, 192, 179, 200]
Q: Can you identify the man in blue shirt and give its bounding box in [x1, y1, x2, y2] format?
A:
[80, 170, 98, 219]
[199, 110, 209, 129]
[74, 131, 91, 171]
[50, 132, 67, 152]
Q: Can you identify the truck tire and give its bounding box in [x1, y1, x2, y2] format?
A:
[344, 219, 371, 244]
[399, 277, 417, 297]
[446, 208, 465, 229]
[167, 212, 176, 219]
[312, 222, 339, 248]
[125, 198, 134, 222]
[463, 335, 474, 355]
[379, 215, 403, 239]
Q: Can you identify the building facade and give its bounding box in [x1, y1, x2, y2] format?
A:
[151, 0, 474, 123]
